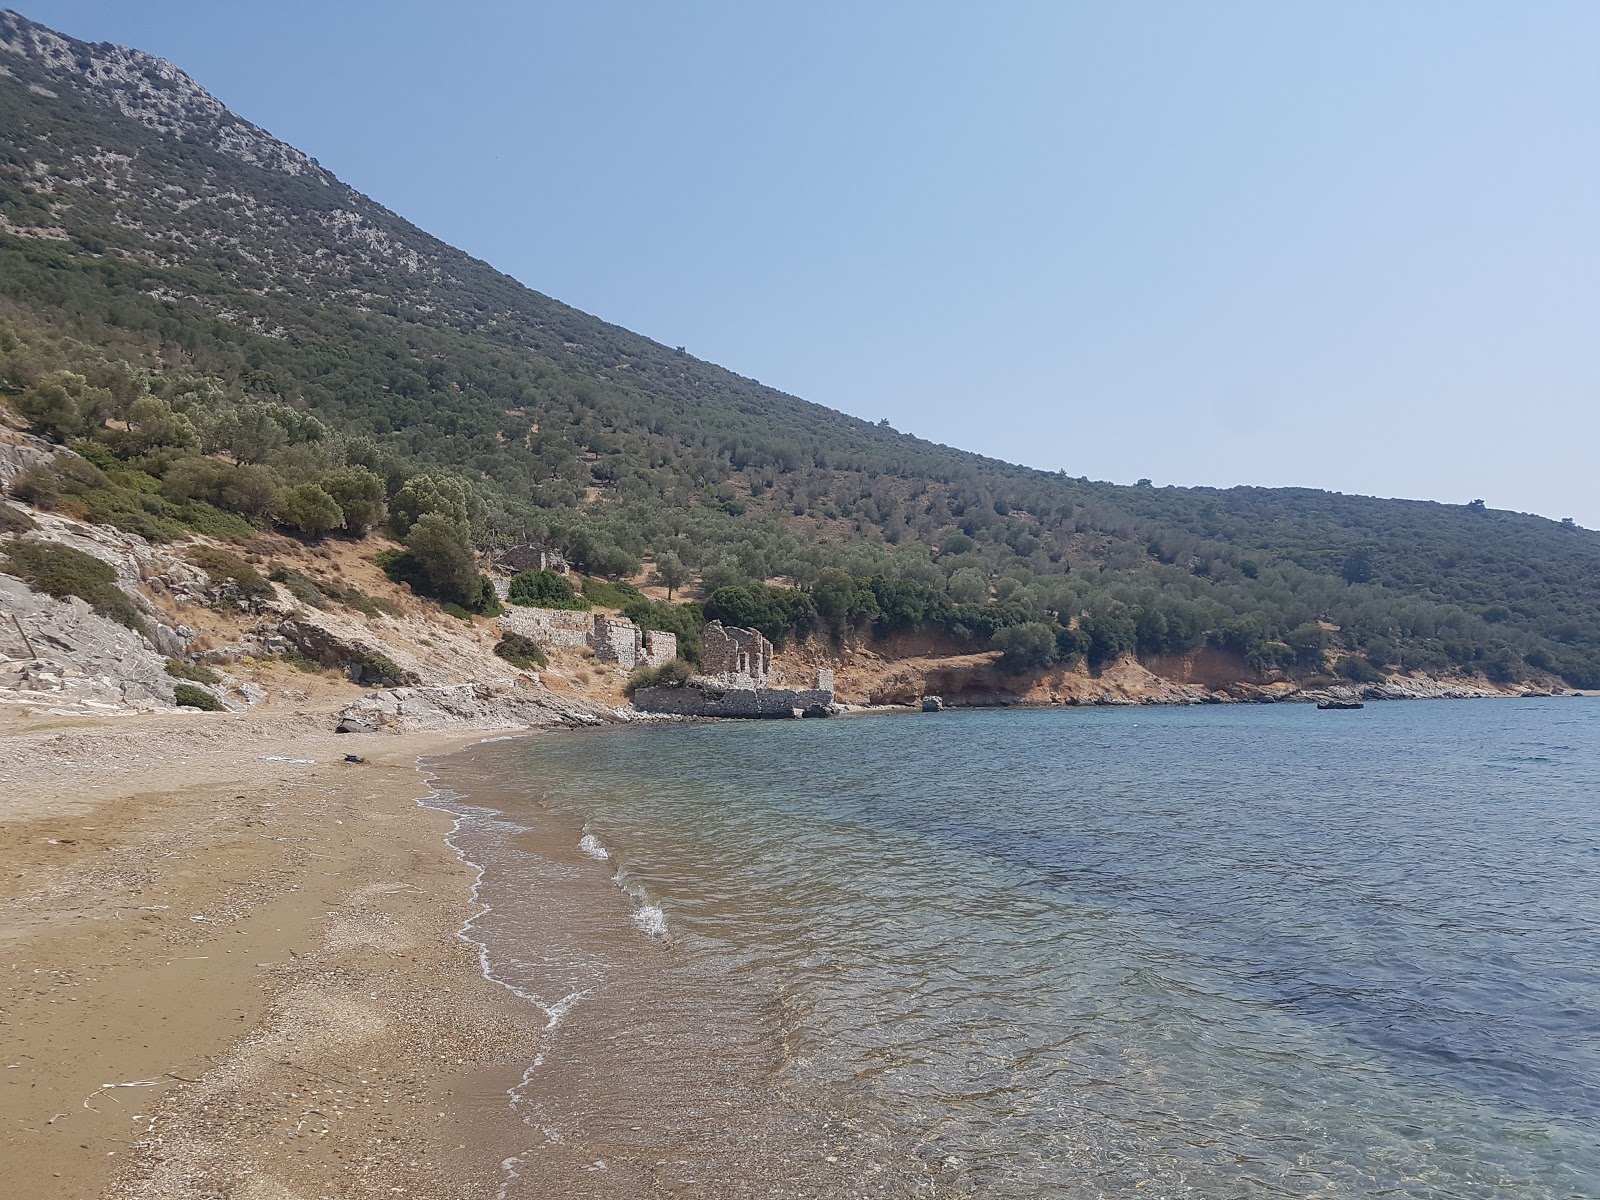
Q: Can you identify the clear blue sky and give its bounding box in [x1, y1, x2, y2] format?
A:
[18, 1, 1600, 526]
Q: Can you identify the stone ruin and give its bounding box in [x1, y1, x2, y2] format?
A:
[493, 542, 569, 575]
[631, 621, 836, 718]
[498, 607, 675, 671]
[700, 620, 774, 685]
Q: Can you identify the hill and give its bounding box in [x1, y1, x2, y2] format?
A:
[1, 8, 1597, 689]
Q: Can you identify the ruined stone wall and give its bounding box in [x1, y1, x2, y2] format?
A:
[642, 630, 677, 668]
[498, 607, 592, 649]
[631, 682, 835, 718]
[499, 608, 681, 671]
[591, 615, 641, 669]
[700, 621, 773, 684]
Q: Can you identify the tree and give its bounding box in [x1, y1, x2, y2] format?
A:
[1341, 549, 1375, 585]
[162, 458, 280, 523]
[1285, 623, 1329, 671]
[16, 370, 109, 440]
[277, 483, 344, 538]
[992, 622, 1056, 673]
[1080, 608, 1138, 668]
[811, 568, 879, 637]
[322, 466, 387, 534]
[389, 474, 472, 538]
[946, 567, 988, 604]
[126, 395, 198, 453]
[404, 512, 485, 607]
[651, 552, 689, 600]
[206, 403, 289, 464]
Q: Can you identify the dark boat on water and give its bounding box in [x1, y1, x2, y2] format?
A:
[1318, 699, 1365, 710]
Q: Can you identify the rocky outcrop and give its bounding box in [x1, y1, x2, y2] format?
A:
[0, 572, 175, 711]
[271, 617, 421, 687]
[0, 431, 63, 490]
[336, 682, 618, 734]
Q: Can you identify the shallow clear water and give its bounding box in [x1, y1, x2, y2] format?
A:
[447, 699, 1600, 1197]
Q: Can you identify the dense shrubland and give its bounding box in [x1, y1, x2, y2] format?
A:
[1, 32, 1597, 688]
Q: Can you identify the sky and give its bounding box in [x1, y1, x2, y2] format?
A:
[17, 1, 1600, 526]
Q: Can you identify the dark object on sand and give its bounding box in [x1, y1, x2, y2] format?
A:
[1317, 699, 1365, 710]
[343, 754, 366, 764]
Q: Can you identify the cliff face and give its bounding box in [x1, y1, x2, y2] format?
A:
[773, 634, 1543, 709]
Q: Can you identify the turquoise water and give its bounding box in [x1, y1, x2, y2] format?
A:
[442, 699, 1600, 1197]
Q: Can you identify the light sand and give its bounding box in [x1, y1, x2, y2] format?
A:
[0, 709, 547, 1200]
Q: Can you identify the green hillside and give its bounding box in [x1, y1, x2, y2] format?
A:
[2, 9, 1596, 687]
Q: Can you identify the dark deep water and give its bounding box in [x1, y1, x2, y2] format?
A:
[437, 699, 1600, 1197]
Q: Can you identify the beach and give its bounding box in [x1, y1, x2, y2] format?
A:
[0, 710, 545, 1200]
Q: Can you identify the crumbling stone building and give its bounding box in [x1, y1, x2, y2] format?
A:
[497, 607, 675, 669]
[700, 621, 773, 684]
[632, 622, 836, 718]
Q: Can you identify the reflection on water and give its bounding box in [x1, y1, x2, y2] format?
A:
[440, 699, 1600, 1198]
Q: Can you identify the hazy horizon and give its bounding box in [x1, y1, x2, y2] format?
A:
[14, 1, 1599, 526]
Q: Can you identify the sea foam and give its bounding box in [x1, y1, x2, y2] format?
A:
[632, 902, 669, 938]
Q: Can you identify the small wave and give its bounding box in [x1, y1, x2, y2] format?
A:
[578, 833, 610, 860]
[633, 902, 669, 939]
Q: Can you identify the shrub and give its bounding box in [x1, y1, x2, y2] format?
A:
[2, 539, 144, 628]
[9, 463, 61, 508]
[581, 576, 641, 608]
[621, 596, 704, 663]
[361, 652, 407, 683]
[1335, 656, 1384, 683]
[165, 659, 221, 684]
[172, 682, 223, 711]
[162, 458, 280, 523]
[508, 569, 589, 610]
[626, 657, 693, 695]
[187, 546, 274, 601]
[0, 504, 37, 535]
[493, 632, 548, 670]
[171, 500, 254, 540]
[268, 566, 330, 609]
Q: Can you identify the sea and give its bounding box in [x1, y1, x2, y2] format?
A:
[427, 698, 1600, 1199]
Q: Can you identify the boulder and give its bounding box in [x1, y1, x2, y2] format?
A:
[921, 695, 944, 712]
